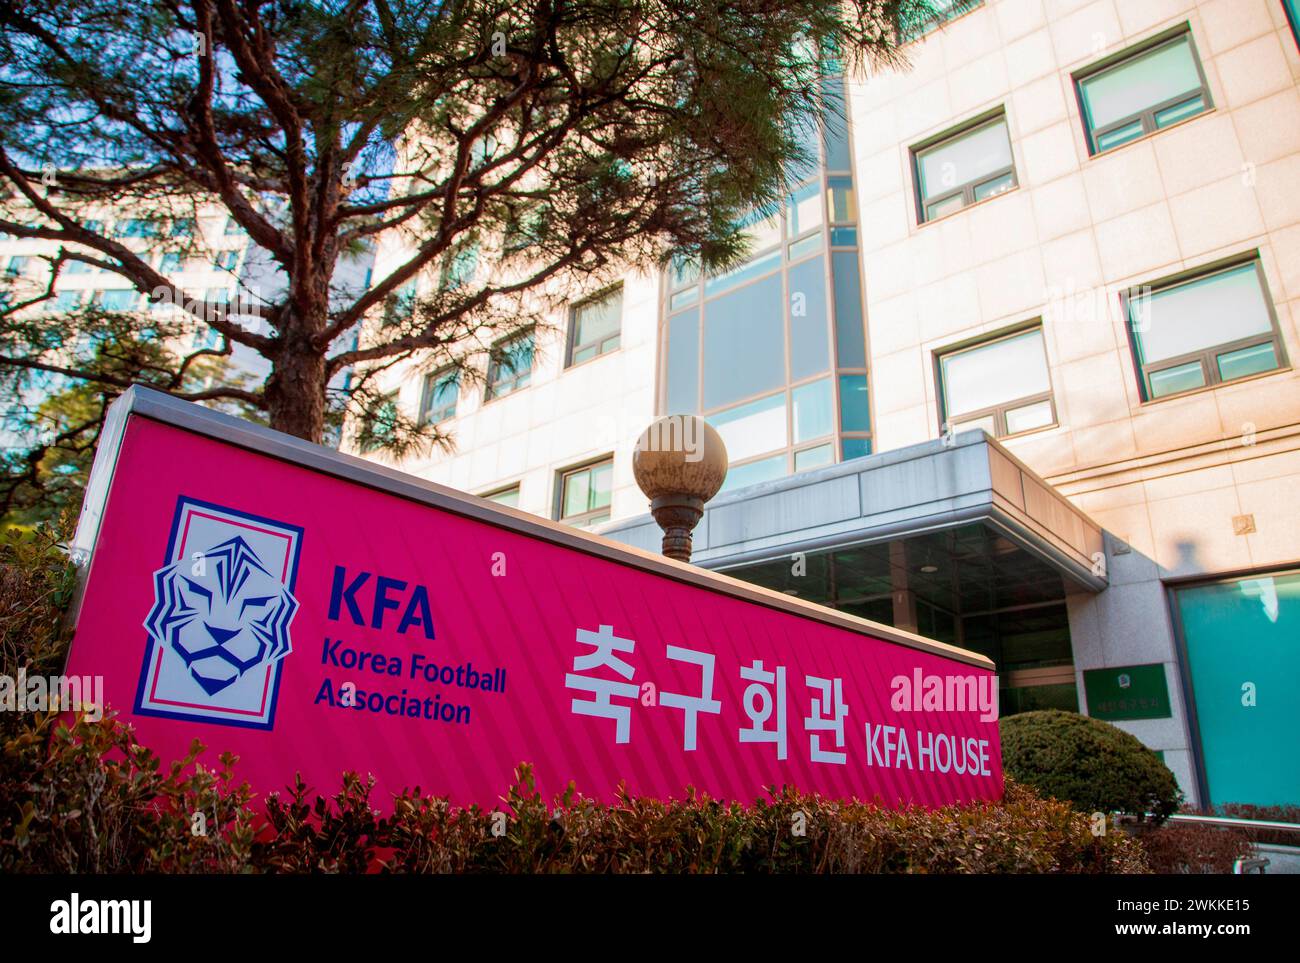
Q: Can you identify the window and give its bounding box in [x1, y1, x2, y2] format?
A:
[904, 0, 983, 42]
[358, 392, 400, 453]
[938, 327, 1056, 438]
[97, 288, 138, 311]
[504, 204, 545, 254]
[419, 368, 459, 424]
[159, 252, 184, 273]
[567, 285, 622, 366]
[1075, 29, 1211, 155]
[1172, 569, 1300, 807]
[170, 218, 194, 238]
[913, 113, 1016, 222]
[224, 217, 245, 236]
[214, 250, 240, 271]
[4, 256, 29, 277]
[439, 243, 478, 291]
[1287, 0, 1300, 50]
[1126, 259, 1284, 400]
[485, 333, 534, 401]
[664, 74, 871, 492]
[483, 485, 520, 509]
[53, 290, 83, 313]
[115, 218, 158, 239]
[558, 459, 612, 529]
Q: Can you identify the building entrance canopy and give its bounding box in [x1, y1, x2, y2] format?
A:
[604, 430, 1107, 595]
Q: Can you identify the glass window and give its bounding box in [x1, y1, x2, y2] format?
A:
[559, 459, 612, 528]
[702, 272, 784, 409]
[440, 242, 478, 291]
[224, 217, 245, 236]
[53, 290, 83, 312]
[1077, 32, 1210, 155]
[794, 443, 834, 472]
[420, 368, 459, 424]
[568, 285, 622, 365]
[832, 252, 866, 368]
[792, 378, 834, 442]
[98, 288, 137, 310]
[665, 308, 700, 413]
[838, 374, 871, 433]
[1127, 260, 1282, 400]
[1174, 570, 1300, 807]
[159, 252, 183, 273]
[719, 453, 787, 493]
[786, 181, 824, 239]
[384, 280, 417, 323]
[821, 76, 853, 171]
[703, 248, 781, 297]
[170, 218, 194, 238]
[1287, 0, 1300, 50]
[360, 392, 400, 453]
[939, 327, 1055, 437]
[826, 177, 857, 224]
[841, 437, 871, 461]
[485, 332, 534, 401]
[214, 250, 240, 271]
[115, 218, 157, 239]
[708, 392, 787, 463]
[788, 256, 830, 380]
[914, 115, 1016, 222]
[483, 485, 520, 509]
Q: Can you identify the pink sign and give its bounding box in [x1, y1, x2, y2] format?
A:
[65, 393, 1002, 810]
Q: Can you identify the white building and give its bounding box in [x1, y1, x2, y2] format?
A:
[359, 0, 1300, 811]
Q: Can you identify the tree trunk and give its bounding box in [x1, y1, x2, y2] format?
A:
[265, 345, 328, 444]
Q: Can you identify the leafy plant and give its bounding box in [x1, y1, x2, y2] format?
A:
[1000, 710, 1182, 822]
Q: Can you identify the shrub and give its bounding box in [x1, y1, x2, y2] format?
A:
[1132, 823, 1253, 874]
[1000, 710, 1181, 821]
[1, 712, 258, 874]
[0, 519, 78, 678]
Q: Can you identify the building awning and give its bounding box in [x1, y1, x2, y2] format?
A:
[602, 430, 1107, 593]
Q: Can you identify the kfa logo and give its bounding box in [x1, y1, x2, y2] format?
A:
[134, 497, 303, 729]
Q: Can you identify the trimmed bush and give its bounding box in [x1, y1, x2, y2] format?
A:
[1132, 823, 1252, 875]
[2, 716, 1149, 874]
[1000, 709, 1181, 821]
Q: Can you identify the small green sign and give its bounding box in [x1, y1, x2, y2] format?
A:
[1083, 663, 1171, 721]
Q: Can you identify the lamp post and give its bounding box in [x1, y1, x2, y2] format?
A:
[632, 415, 728, 563]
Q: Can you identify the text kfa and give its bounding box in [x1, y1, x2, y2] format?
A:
[328, 566, 435, 639]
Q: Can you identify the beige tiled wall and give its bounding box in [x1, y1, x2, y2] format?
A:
[850, 0, 1300, 582]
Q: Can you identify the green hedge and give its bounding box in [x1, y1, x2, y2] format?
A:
[1, 713, 1148, 874]
[1000, 709, 1182, 821]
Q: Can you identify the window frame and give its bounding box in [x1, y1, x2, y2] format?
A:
[911, 111, 1017, 224]
[481, 483, 521, 508]
[935, 324, 1058, 440]
[1073, 27, 1213, 157]
[418, 367, 460, 425]
[566, 283, 623, 368]
[555, 457, 613, 529]
[1123, 257, 1288, 403]
[484, 331, 534, 402]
